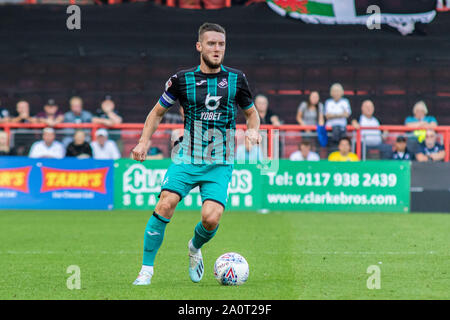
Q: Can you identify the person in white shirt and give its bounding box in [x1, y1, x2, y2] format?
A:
[90, 128, 121, 160]
[324, 83, 351, 145]
[289, 140, 320, 161]
[324, 83, 351, 128]
[29, 127, 65, 159]
[352, 100, 393, 159]
[351, 100, 382, 147]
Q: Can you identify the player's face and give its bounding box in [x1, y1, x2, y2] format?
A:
[197, 31, 226, 69]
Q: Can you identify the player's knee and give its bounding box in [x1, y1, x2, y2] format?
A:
[202, 209, 222, 230]
[156, 197, 177, 218]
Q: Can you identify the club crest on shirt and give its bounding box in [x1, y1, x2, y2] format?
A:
[218, 78, 228, 89]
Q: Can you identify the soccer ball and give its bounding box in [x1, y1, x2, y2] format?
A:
[214, 252, 249, 285]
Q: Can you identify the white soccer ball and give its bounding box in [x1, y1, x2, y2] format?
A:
[214, 252, 249, 286]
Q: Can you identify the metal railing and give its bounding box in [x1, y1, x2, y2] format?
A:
[1, 123, 449, 161]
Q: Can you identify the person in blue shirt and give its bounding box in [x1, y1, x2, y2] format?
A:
[404, 101, 437, 128]
[415, 129, 446, 162]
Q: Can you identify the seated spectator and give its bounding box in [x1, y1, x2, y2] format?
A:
[328, 137, 359, 162]
[391, 136, 413, 160]
[405, 101, 437, 129]
[65, 130, 93, 159]
[36, 99, 64, 127]
[11, 100, 36, 123]
[415, 129, 446, 162]
[92, 96, 123, 127]
[63, 96, 93, 145]
[405, 101, 438, 145]
[90, 128, 121, 160]
[0, 100, 10, 123]
[254, 94, 281, 126]
[324, 83, 351, 143]
[289, 140, 320, 161]
[29, 127, 65, 159]
[0, 131, 16, 156]
[296, 91, 324, 126]
[64, 96, 93, 124]
[351, 100, 382, 147]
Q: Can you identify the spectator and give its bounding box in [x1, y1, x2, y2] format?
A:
[391, 136, 413, 160]
[328, 137, 359, 162]
[36, 99, 64, 127]
[254, 94, 281, 126]
[324, 83, 351, 143]
[29, 127, 65, 159]
[415, 129, 446, 162]
[351, 100, 382, 147]
[405, 101, 437, 129]
[63, 96, 93, 145]
[65, 130, 93, 159]
[64, 96, 93, 124]
[92, 96, 123, 127]
[0, 100, 10, 123]
[296, 91, 324, 126]
[11, 100, 36, 123]
[289, 140, 320, 161]
[405, 101, 438, 145]
[90, 128, 121, 160]
[0, 131, 16, 156]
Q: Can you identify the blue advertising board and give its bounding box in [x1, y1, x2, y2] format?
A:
[0, 157, 114, 210]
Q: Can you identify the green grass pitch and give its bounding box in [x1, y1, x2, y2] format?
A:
[0, 209, 449, 300]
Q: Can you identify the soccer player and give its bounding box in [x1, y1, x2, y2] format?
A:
[131, 22, 261, 285]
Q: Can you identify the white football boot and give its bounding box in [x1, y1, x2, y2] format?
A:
[188, 239, 204, 283]
[132, 270, 152, 286]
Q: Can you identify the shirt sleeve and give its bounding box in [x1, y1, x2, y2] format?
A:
[344, 98, 352, 116]
[159, 73, 180, 109]
[236, 73, 254, 110]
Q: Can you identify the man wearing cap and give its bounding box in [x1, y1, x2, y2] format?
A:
[36, 99, 64, 127]
[29, 127, 65, 159]
[391, 136, 413, 160]
[90, 128, 121, 160]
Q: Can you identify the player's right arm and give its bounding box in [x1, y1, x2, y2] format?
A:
[132, 73, 180, 162]
[132, 102, 169, 162]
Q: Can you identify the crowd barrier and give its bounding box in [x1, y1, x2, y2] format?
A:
[1, 123, 450, 161]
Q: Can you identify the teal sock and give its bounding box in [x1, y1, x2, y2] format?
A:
[143, 212, 170, 266]
[192, 221, 219, 250]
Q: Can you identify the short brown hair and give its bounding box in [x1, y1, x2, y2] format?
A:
[198, 22, 226, 41]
